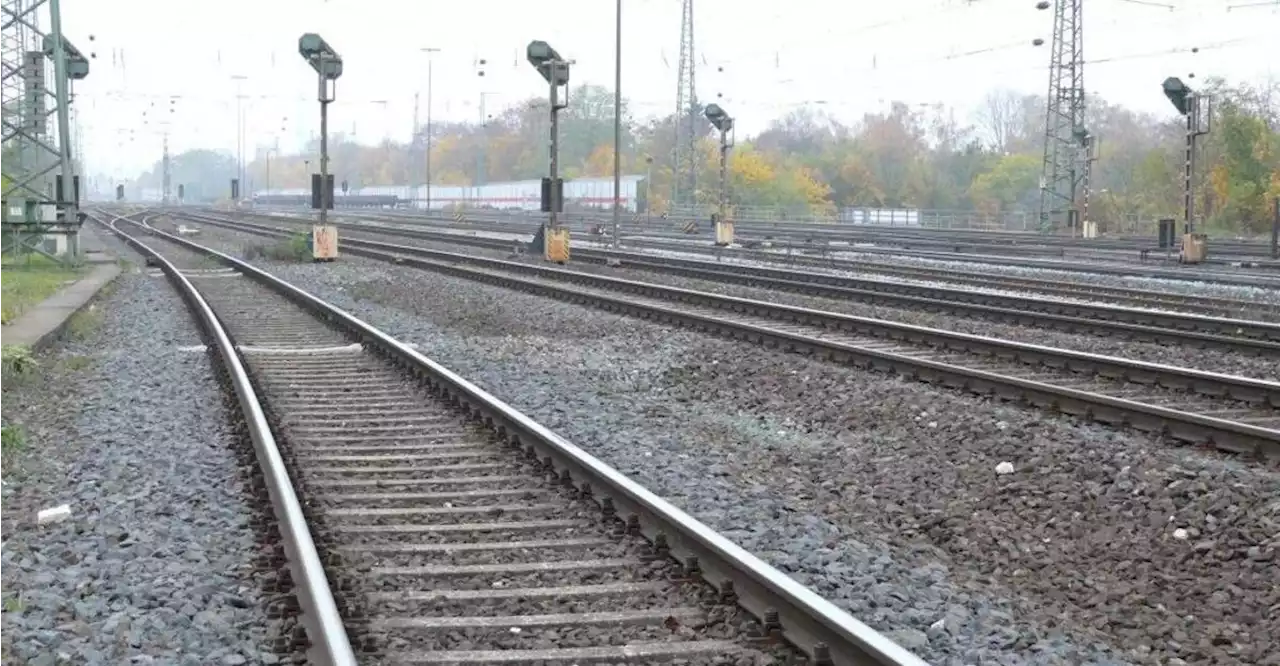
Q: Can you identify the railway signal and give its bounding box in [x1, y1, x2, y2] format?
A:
[298, 33, 342, 259]
[1161, 76, 1211, 262]
[298, 33, 342, 220]
[704, 104, 735, 247]
[1162, 77, 1193, 115]
[40, 34, 89, 80]
[526, 40, 571, 264]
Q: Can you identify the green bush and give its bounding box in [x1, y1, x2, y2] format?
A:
[1, 345, 36, 378]
[1, 423, 26, 456]
[242, 233, 311, 262]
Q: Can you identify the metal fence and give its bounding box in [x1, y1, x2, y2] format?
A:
[665, 204, 1168, 236]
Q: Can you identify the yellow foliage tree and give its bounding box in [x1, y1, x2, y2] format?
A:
[729, 148, 777, 192]
[584, 144, 614, 178]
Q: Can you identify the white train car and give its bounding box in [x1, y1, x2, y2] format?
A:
[411, 176, 644, 212]
[358, 185, 414, 200]
[257, 175, 646, 211]
[839, 207, 921, 227]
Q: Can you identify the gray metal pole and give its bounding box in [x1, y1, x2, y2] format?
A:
[612, 0, 622, 249]
[232, 76, 246, 199]
[477, 93, 486, 188]
[549, 79, 559, 232]
[319, 73, 329, 226]
[49, 0, 76, 236]
[646, 159, 653, 225]
[425, 56, 433, 212]
[719, 128, 727, 221]
[1184, 96, 1194, 235]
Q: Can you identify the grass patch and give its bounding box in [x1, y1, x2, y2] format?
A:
[200, 255, 226, 271]
[242, 233, 312, 262]
[1, 252, 68, 269]
[1, 423, 26, 457]
[1, 253, 84, 324]
[1, 594, 24, 614]
[1, 345, 37, 381]
[64, 303, 102, 340]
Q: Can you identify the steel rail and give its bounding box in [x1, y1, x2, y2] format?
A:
[222, 210, 1280, 317]
[563, 255, 1280, 346]
[92, 211, 358, 666]
[554, 253, 1280, 335]
[116, 213, 931, 666]
[174, 212, 1280, 457]
[617, 234, 1280, 286]
[183, 212, 1280, 354]
[368, 207, 1280, 258]
[335, 210, 1280, 278]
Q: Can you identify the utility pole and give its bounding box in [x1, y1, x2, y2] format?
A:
[231, 74, 247, 201]
[162, 133, 171, 205]
[475, 57, 489, 201]
[673, 0, 697, 216]
[411, 91, 419, 188]
[477, 91, 496, 189]
[1036, 0, 1086, 235]
[612, 0, 622, 248]
[422, 47, 439, 212]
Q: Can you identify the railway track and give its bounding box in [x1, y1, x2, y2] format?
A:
[171, 211, 1280, 457]
[182, 211, 1280, 356]
[101, 211, 926, 666]
[614, 234, 1280, 286]
[371, 208, 1280, 261]
[330, 211, 1280, 278]
[229, 210, 1280, 320]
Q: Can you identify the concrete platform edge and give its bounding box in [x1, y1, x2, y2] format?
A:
[2, 261, 125, 351]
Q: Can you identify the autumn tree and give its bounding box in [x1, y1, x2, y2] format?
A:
[119, 77, 1280, 235]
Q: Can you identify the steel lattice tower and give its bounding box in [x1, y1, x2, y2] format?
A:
[672, 0, 697, 211]
[2, 0, 81, 256]
[1037, 0, 1086, 234]
[2, 0, 38, 215]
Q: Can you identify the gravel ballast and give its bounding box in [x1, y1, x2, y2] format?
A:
[1, 267, 277, 664]
[310, 225, 1280, 380]
[330, 218, 1280, 303]
[175, 220, 1280, 666]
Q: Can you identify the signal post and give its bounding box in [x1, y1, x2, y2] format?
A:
[299, 33, 343, 262]
[526, 40, 571, 264]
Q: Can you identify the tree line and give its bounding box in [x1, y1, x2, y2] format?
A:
[126, 77, 1280, 235]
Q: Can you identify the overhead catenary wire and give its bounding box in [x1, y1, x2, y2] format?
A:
[84, 0, 1275, 172]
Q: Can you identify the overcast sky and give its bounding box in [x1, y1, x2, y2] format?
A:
[56, 0, 1279, 179]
